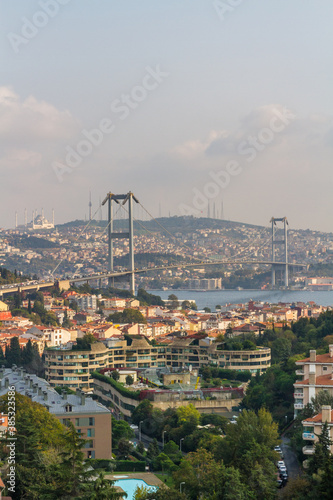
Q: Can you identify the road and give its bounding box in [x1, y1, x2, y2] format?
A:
[280, 436, 302, 481]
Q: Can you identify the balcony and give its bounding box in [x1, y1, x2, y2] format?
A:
[302, 432, 315, 440]
[294, 403, 304, 410]
[296, 369, 304, 376]
[302, 445, 315, 455]
[294, 392, 304, 398]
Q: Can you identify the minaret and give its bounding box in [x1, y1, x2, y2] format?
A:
[89, 191, 92, 221]
[24, 208, 27, 227]
[52, 209, 55, 227]
[15, 212, 18, 228]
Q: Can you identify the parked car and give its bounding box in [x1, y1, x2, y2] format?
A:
[279, 465, 287, 474]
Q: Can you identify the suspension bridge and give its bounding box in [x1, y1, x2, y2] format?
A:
[0, 191, 307, 297]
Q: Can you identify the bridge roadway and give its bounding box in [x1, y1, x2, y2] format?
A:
[0, 259, 306, 296]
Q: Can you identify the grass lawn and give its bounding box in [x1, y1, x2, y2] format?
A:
[155, 473, 174, 488]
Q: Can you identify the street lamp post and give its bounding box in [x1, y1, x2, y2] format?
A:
[139, 420, 143, 443]
[162, 430, 167, 449]
[180, 482, 185, 493]
[180, 437, 184, 453]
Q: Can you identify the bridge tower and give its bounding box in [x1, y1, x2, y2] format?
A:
[102, 192, 139, 295]
[271, 217, 288, 288]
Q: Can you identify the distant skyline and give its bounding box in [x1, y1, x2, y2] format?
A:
[1, 1, 333, 232]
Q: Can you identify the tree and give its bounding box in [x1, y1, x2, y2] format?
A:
[82, 471, 125, 499]
[154, 452, 175, 474]
[108, 308, 147, 324]
[111, 370, 120, 381]
[309, 421, 333, 475]
[311, 391, 333, 414]
[5, 336, 22, 366]
[136, 441, 145, 455]
[112, 418, 134, 448]
[203, 307, 211, 313]
[74, 333, 96, 350]
[225, 323, 233, 338]
[215, 408, 279, 488]
[132, 399, 153, 426]
[147, 438, 160, 460]
[21, 339, 34, 366]
[126, 375, 134, 386]
[52, 422, 93, 498]
[117, 438, 132, 459]
[168, 294, 179, 310]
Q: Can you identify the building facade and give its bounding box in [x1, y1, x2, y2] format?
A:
[302, 405, 333, 457]
[0, 367, 111, 459]
[45, 336, 271, 391]
[294, 345, 333, 417]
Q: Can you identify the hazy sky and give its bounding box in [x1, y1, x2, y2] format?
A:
[1, 0, 333, 231]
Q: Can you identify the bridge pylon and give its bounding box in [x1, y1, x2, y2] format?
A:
[270, 217, 288, 288]
[102, 192, 139, 295]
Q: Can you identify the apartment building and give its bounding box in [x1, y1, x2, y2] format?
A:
[72, 294, 98, 311]
[104, 335, 270, 374]
[294, 345, 333, 417]
[44, 342, 109, 390]
[302, 405, 333, 457]
[45, 335, 271, 392]
[0, 367, 111, 459]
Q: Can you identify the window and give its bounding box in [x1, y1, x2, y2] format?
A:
[89, 417, 95, 426]
[75, 418, 80, 426]
[65, 405, 73, 413]
[87, 428, 95, 437]
[87, 450, 95, 459]
[323, 366, 328, 371]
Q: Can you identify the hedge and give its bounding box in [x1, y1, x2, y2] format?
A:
[92, 371, 141, 400]
[115, 460, 146, 472]
[89, 459, 146, 472]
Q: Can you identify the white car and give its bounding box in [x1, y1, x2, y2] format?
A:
[279, 465, 287, 474]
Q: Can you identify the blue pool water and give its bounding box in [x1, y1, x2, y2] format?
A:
[114, 478, 158, 499]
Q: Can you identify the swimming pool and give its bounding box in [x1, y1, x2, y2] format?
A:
[114, 478, 158, 500]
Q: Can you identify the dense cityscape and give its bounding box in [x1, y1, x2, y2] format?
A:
[2, 1, 333, 498]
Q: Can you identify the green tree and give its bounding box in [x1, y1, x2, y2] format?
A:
[308, 421, 333, 475]
[311, 391, 333, 414]
[132, 399, 153, 425]
[112, 418, 134, 448]
[5, 336, 22, 366]
[82, 471, 125, 499]
[147, 438, 160, 460]
[126, 375, 134, 385]
[111, 370, 120, 381]
[21, 339, 34, 366]
[52, 422, 93, 498]
[136, 441, 145, 455]
[168, 294, 179, 310]
[117, 438, 132, 459]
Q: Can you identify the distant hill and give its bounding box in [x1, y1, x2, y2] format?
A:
[9, 235, 60, 250]
[56, 216, 331, 237]
[56, 216, 264, 233]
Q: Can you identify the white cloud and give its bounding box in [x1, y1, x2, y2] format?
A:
[0, 86, 79, 145]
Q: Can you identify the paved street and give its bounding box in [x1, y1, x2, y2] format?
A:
[280, 436, 302, 480]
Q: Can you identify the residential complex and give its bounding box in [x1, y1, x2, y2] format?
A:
[44, 336, 271, 392]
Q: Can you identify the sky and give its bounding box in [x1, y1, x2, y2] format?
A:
[0, 0, 333, 232]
